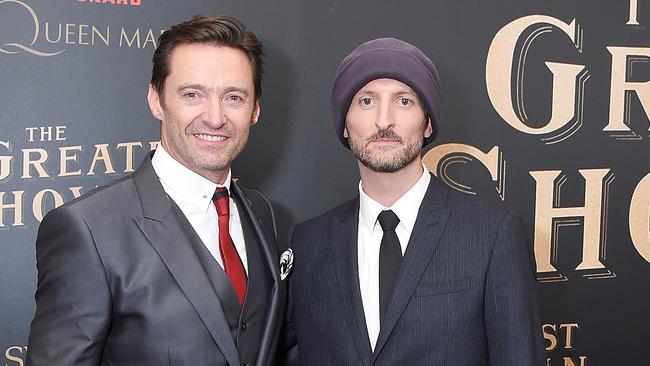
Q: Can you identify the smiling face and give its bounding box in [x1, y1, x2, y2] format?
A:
[344, 78, 432, 173]
[147, 43, 260, 183]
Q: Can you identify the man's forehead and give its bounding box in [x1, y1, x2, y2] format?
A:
[165, 43, 254, 87]
[355, 78, 418, 95]
[168, 43, 251, 72]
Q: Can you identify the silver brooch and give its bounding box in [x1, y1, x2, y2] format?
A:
[279, 249, 294, 281]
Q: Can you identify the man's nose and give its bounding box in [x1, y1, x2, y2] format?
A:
[374, 101, 395, 131]
[202, 98, 226, 128]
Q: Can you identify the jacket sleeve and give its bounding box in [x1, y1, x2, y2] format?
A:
[484, 211, 546, 366]
[26, 205, 111, 366]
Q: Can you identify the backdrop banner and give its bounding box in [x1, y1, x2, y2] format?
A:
[1, 1, 648, 365]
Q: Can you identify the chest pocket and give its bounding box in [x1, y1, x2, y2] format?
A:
[415, 277, 471, 297]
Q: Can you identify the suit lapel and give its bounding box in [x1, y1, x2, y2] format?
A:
[372, 176, 451, 362]
[231, 181, 281, 366]
[131, 155, 240, 366]
[332, 198, 374, 365]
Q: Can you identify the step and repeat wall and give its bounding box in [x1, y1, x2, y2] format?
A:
[1, 0, 648, 364]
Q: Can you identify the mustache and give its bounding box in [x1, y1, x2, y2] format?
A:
[187, 123, 236, 137]
[366, 129, 402, 144]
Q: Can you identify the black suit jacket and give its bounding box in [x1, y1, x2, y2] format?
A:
[284, 175, 545, 365]
[27, 154, 285, 366]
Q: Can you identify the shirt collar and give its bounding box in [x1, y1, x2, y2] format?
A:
[358, 164, 431, 231]
[151, 144, 231, 212]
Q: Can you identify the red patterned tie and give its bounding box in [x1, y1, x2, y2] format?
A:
[212, 187, 247, 306]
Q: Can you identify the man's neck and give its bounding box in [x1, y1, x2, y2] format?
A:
[358, 157, 424, 207]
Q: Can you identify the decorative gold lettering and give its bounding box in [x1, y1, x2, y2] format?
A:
[44, 22, 62, 44]
[65, 23, 77, 45]
[559, 323, 579, 349]
[530, 169, 613, 278]
[32, 189, 64, 222]
[55, 126, 66, 141]
[24, 127, 38, 142]
[627, 0, 640, 25]
[0, 191, 25, 227]
[87, 144, 116, 175]
[562, 356, 587, 366]
[116, 142, 142, 173]
[604, 47, 650, 136]
[69, 186, 84, 199]
[78, 24, 90, 45]
[21, 148, 50, 178]
[422, 143, 506, 199]
[92, 26, 110, 46]
[486, 15, 586, 142]
[0, 140, 12, 181]
[630, 173, 650, 262]
[543, 324, 558, 351]
[143, 29, 157, 49]
[4, 346, 26, 366]
[120, 28, 140, 48]
[59, 146, 83, 177]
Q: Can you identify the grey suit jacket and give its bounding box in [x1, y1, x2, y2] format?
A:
[284, 175, 545, 365]
[26, 154, 284, 366]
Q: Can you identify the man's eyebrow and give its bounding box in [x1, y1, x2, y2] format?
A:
[354, 89, 377, 96]
[223, 86, 251, 96]
[176, 83, 208, 92]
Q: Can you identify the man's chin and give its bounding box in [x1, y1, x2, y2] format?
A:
[359, 157, 402, 173]
[189, 156, 233, 173]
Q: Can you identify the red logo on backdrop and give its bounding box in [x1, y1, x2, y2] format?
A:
[67, 0, 142, 6]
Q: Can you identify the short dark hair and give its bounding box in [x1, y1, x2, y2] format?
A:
[151, 15, 264, 101]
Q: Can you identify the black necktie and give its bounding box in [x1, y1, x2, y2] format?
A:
[378, 209, 402, 325]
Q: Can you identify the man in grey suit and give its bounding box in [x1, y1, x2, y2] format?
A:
[27, 15, 284, 366]
[283, 38, 545, 365]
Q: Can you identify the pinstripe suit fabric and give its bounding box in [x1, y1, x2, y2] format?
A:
[284, 175, 545, 366]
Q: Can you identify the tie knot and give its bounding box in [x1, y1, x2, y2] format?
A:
[212, 187, 230, 216]
[377, 210, 400, 232]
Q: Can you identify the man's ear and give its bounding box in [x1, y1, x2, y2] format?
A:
[424, 117, 433, 138]
[343, 125, 349, 138]
[251, 100, 261, 125]
[147, 84, 164, 121]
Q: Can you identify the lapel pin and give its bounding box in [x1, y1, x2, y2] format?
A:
[279, 248, 294, 280]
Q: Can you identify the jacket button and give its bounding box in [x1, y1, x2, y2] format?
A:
[240, 322, 249, 331]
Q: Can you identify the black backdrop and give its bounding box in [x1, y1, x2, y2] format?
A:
[1, 1, 649, 364]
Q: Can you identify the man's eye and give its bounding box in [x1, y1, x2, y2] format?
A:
[398, 98, 412, 106]
[184, 92, 199, 99]
[227, 95, 243, 102]
[360, 97, 373, 106]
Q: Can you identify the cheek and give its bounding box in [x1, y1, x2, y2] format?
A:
[161, 112, 191, 138]
[401, 111, 428, 132]
[345, 112, 373, 137]
[343, 124, 362, 140]
[229, 109, 256, 129]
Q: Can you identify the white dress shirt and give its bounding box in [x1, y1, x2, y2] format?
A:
[357, 165, 431, 350]
[151, 145, 248, 273]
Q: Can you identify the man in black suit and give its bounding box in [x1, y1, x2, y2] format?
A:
[284, 37, 545, 365]
[27, 16, 284, 366]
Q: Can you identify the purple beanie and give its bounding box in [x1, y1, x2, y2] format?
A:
[331, 37, 441, 149]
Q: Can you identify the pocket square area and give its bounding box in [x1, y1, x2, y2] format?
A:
[415, 277, 471, 297]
